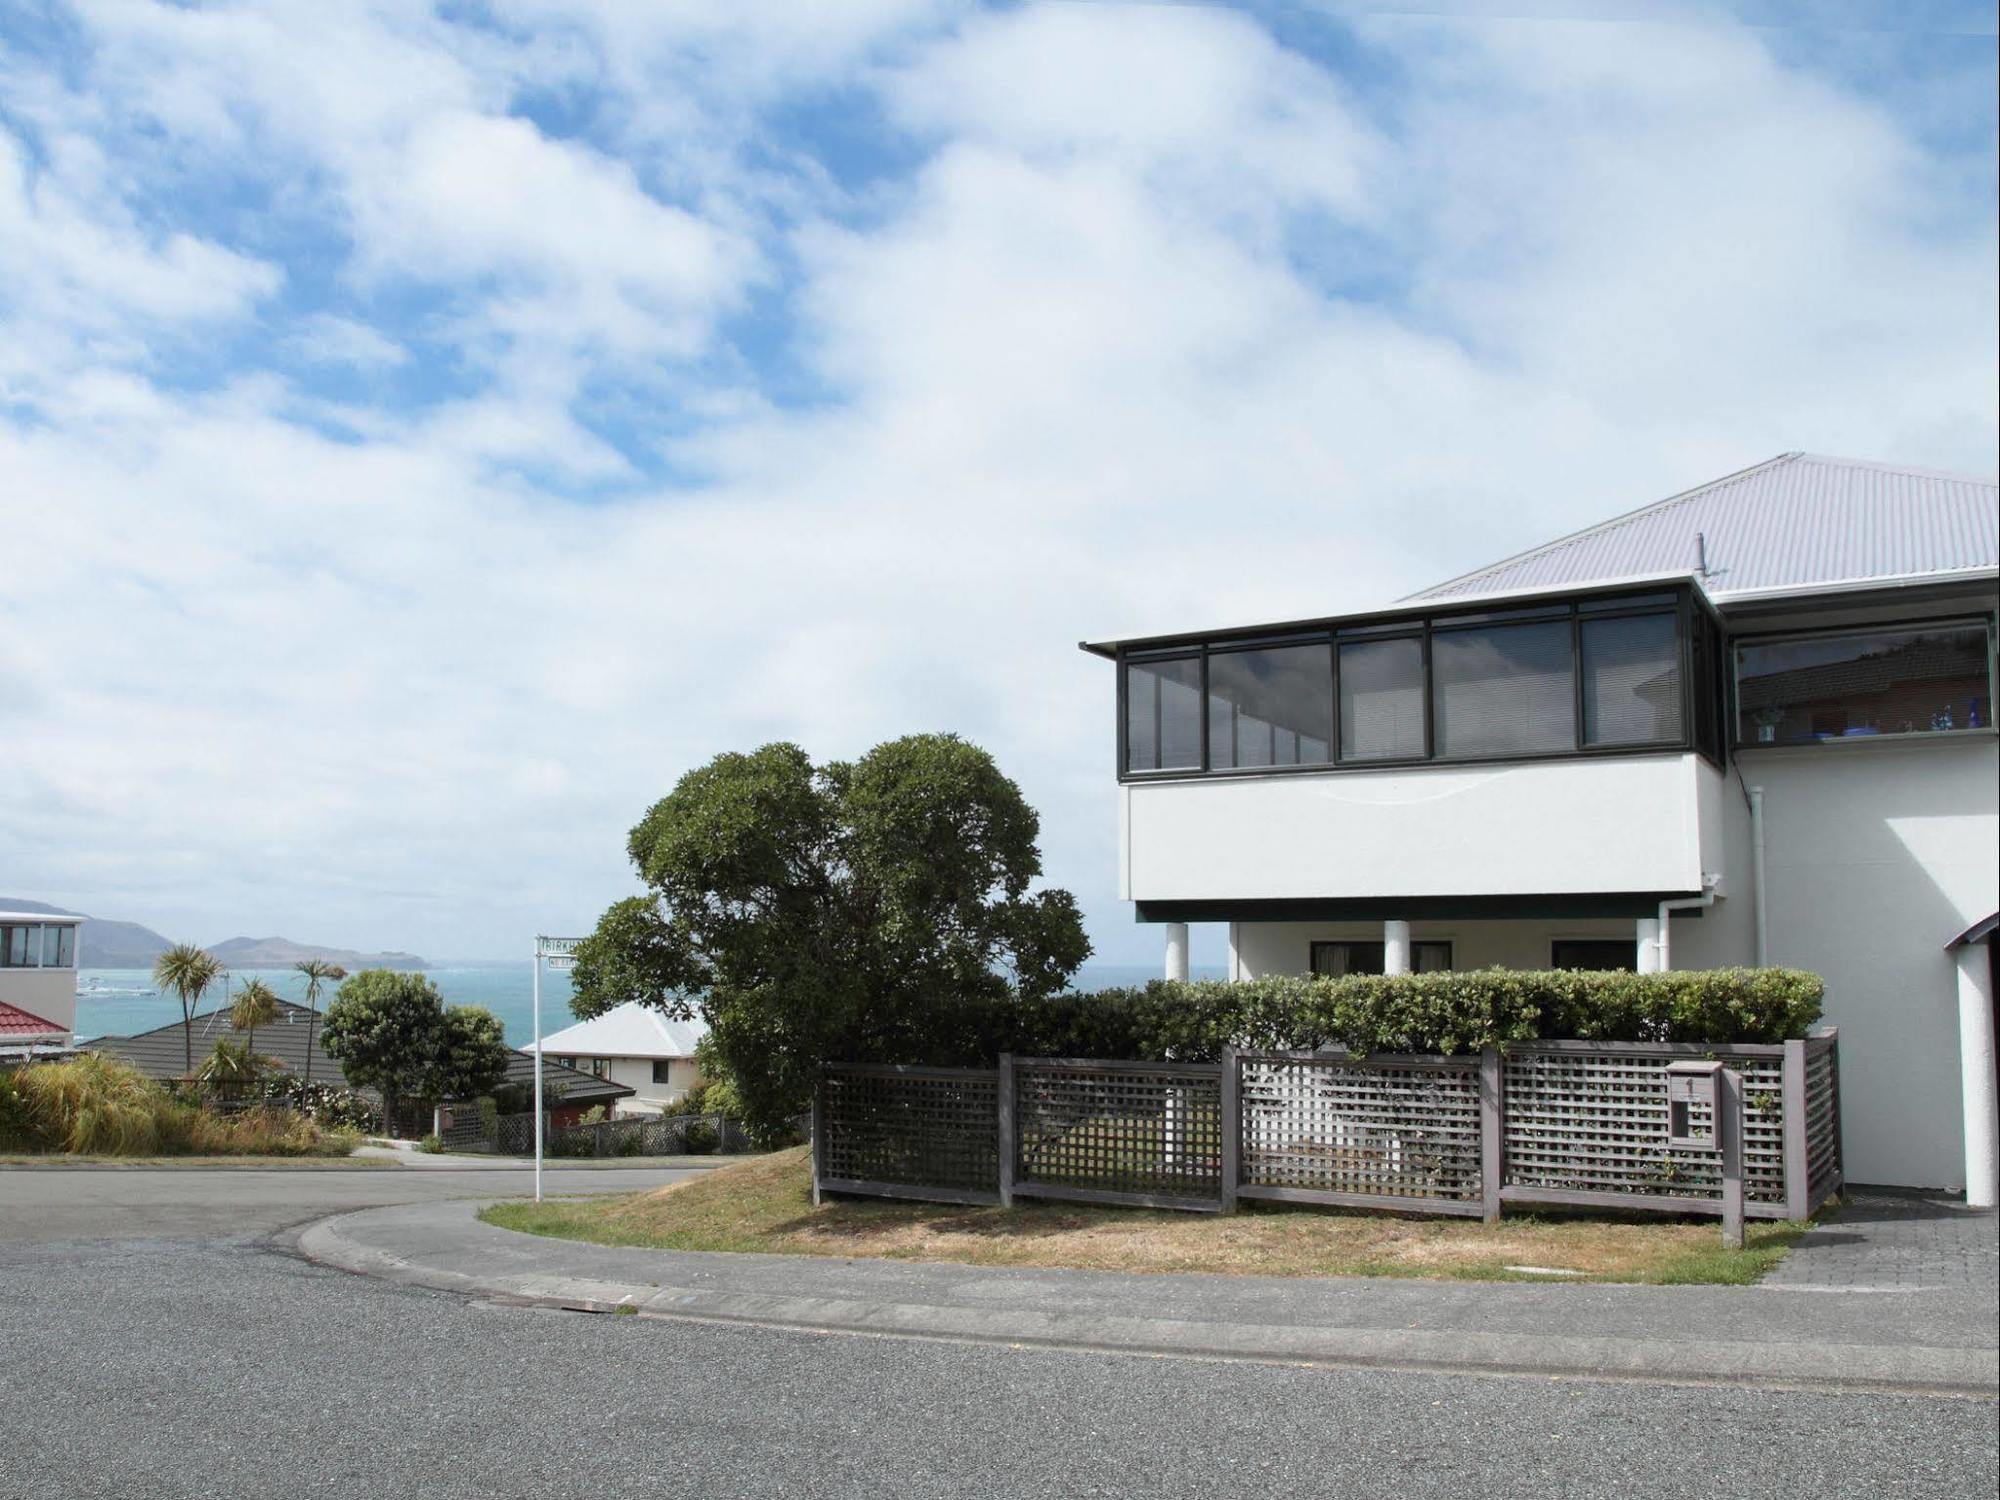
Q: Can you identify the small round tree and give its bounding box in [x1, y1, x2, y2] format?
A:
[320, 971, 510, 1137]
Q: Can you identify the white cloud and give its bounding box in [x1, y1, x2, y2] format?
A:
[0, 2, 1991, 965]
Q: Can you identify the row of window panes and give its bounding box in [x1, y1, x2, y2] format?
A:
[1308, 938, 1639, 974]
[1, 923, 77, 968]
[1734, 622, 1993, 745]
[1125, 609, 1686, 774]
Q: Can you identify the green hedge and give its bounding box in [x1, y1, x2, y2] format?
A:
[897, 968, 1824, 1066]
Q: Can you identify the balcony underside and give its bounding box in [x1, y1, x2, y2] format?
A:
[1134, 893, 1702, 924]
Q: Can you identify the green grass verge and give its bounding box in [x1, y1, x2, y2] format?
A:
[480, 1145, 1817, 1284]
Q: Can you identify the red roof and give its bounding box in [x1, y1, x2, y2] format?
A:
[0, 1000, 65, 1037]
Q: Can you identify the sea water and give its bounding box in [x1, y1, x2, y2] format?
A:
[73, 961, 1224, 1047]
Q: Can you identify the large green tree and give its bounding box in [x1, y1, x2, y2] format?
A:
[570, 734, 1090, 1136]
[320, 971, 509, 1135]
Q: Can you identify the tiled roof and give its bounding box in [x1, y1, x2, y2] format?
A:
[0, 1000, 65, 1037]
[1410, 454, 1999, 604]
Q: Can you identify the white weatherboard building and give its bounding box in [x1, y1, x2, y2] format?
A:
[521, 1001, 708, 1115]
[0, 911, 83, 1052]
[1085, 454, 1998, 1198]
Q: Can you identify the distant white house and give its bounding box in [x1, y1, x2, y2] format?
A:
[521, 1001, 707, 1115]
[0, 911, 83, 1055]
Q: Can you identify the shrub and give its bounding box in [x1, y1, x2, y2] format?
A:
[846, 967, 1825, 1067]
[0, 1069, 28, 1149]
[681, 1121, 719, 1155]
[416, 1133, 444, 1154]
[11, 1054, 170, 1154]
[0, 1059, 361, 1158]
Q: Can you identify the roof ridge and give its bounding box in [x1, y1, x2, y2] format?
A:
[1406, 452, 1802, 601]
[1792, 452, 2000, 486]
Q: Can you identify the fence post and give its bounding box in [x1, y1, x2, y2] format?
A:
[1720, 1066, 1746, 1250]
[1781, 1038, 1810, 1220]
[1219, 1046, 1239, 1214]
[811, 1073, 824, 1206]
[1479, 1046, 1503, 1225]
[996, 1054, 1016, 1208]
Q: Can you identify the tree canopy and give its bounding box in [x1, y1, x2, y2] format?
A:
[320, 970, 510, 1126]
[570, 734, 1089, 1136]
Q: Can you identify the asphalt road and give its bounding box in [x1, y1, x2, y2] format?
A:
[2, 1168, 1994, 1500]
[0, 1162, 705, 1242]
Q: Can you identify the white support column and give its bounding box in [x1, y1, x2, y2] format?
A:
[1383, 920, 1411, 976]
[1226, 921, 1242, 982]
[1955, 944, 1997, 1209]
[1636, 916, 1663, 974]
[1164, 922, 1190, 983]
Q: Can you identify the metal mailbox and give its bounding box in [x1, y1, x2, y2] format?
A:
[1664, 1060, 1723, 1150]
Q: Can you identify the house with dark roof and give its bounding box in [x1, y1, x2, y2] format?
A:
[89, 998, 633, 1127]
[1083, 453, 1998, 1201]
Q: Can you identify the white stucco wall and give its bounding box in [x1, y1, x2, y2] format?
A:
[590, 1055, 705, 1115]
[1732, 735, 1998, 1190]
[1124, 753, 1705, 903]
[0, 967, 77, 1036]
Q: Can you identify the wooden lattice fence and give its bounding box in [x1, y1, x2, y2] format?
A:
[1237, 1052, 1485, 1214]
[815, 1028, 1842, 1222]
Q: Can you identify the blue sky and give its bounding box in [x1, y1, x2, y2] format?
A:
[1, 1, 1994, 964]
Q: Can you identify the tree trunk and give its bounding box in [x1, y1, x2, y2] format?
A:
[303, 1009, 316, 1090]
[182, 1010, 193, 1076]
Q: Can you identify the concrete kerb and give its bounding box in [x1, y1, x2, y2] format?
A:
[292, 1201, 2000, 1400]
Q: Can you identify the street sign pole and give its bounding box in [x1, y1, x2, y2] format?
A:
[530, 936, 584, 1205]
[531, 941, 543, 1203]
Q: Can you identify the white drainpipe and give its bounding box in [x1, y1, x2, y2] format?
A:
[1654, 876, 1721, 973]
[1749, 785, 1768, 967]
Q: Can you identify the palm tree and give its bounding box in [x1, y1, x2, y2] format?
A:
[230, 977, 281, 1059]
[153, 944, 225, 1076]
[295, 960, 346, 1090]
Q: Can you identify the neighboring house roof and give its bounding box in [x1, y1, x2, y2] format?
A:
[1408, 453, 1999, 605]
[0, 1000, 66, 1038]
[522, 1001, 707, 1062]
[88, 998, 631, 1103]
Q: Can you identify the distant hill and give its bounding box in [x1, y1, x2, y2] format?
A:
[0, 898, 174, 969]
[205, 936, 427, 970]
[0, 900, 426, 972]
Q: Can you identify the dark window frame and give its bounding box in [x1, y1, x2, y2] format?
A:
[1551, 938, 1640, 971]
[1730, 615, 1998, 751]
[1310, 938, 1454, 975]
[1116, 582, 1716, 783]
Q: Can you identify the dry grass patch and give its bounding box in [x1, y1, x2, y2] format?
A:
[481, 1146, 1810, 1284]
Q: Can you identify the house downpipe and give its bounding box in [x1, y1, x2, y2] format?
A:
[1653, 875, 1721, 972]
[1749, 786, 1768, 967]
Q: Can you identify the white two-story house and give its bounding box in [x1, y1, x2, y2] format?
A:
[1085, 454, 1998, 1198]
[0, 910, 83, 1056]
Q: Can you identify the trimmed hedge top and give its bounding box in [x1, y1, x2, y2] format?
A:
[910, 968, 1825, 1066]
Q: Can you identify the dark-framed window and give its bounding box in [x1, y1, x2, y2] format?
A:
[1734, 620, 1995, 747]
[1551, 939, 1638, 971]
[0, 923, 73, 969]
[1311, 939, 1453, 976]
[651, 1059, 675, 1085]
[1115, 583, 1714, 781]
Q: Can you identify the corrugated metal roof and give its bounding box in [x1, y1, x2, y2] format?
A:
[522, 1000, 707, 1061]
[1409, 454, 1999, 604]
